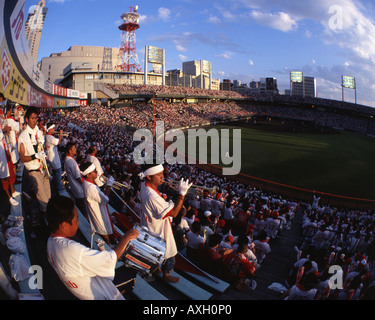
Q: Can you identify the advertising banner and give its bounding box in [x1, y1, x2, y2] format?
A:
[27, 83, 54, 108]
[53, 84, 67, 97]
[67, 88, 80, 98]
[0, 38, 28, 104]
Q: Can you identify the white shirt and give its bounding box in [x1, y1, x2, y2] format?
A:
[264, 217, 280, 239]
[83, 179, 113, 235]
[0, 131, 10, 179]
[223, 207, 234, 220]
[47, 235, 123, 300]
[253, 240, 271, 260]
[18, 125, 43, 171]
[138, 181, 177, 259]
[187, 231, 205, 249]
[211, 199, 223, 216]
[87, 154, 104, 187]
[64, 155, 84, 198]
[45, 134, 61, 170]
[285, 285, 317, 300]
[178, 218, 189, 232]
[3, 116, 19, 163]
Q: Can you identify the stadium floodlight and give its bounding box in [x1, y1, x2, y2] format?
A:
[290, 71, 303, 83]
[341, 76, 357, 104]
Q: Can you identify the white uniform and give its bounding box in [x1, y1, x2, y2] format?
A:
[0, 131, 10, 179]
[253, 239, 271, 262]
[18, 126, 51, 212]
[83, 179, 113, 235]
[138, 181, 177, 259]
[47, 235, 123, 300]
[264, 217, 280, 239]
[17, 125, 43, 171]
[64, 155, 84, 198]
[45, 134, 61, 170]
[87, 154, 104, 187]
[3, 116, 19, 164]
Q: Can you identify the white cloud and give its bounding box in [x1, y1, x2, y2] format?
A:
[249, 59, 254, 66]
[227, 0, 375, 106]
[158, 7, 171, 21]
[305, 29, 312, 38]
[174, 40, 187, 52]
[138, 15, 148, 24]
[216, 52, 233, 59]
[249, 10, 298, 32]
[179, 54, 188, 61]
[207, 16, 221, 24]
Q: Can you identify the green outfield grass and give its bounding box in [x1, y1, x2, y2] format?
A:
[189, 125, 375, 200]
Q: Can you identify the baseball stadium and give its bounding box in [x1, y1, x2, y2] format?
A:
[1, 0, 375, 306]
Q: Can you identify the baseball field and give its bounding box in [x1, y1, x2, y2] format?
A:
[188, 122, 375, 201]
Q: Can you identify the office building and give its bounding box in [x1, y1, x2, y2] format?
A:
[25, 0, 48, 66]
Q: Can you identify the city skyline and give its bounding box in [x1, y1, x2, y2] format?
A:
[26, 0, 375, 107]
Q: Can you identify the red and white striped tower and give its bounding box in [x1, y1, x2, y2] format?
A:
[116, 6, 142, 72]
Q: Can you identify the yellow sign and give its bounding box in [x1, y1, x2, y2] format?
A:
[0, 38, 27, 104]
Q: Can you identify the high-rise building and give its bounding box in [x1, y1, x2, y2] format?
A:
[182, 60, 212, 89]
[25, 0, 48, 66]
[291, 76, 316, 98]
[303, 76, 317, 98]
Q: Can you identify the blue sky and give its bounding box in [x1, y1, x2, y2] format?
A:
[26, 0, 375, 107]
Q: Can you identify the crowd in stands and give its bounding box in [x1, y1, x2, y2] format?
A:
[105, 83, 244, 99]
[282, 196, 375, 300]
[37, 99, 374, 299]
[2, 85, 375, 299]
[74, 98, 373, 135]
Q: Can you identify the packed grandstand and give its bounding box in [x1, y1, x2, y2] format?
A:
[1, 84, 375, 301]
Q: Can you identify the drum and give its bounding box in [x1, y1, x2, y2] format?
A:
[122, 224, 166, 274]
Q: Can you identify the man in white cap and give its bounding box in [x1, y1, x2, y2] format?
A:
[138, 163, 192, 283]
[80, 161, 115, 245]
[45, 122, 64, 195]
[87, 145, 105, 188]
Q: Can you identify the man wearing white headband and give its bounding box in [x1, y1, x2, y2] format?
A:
[45, 122, 64, 195]
[81, 161, 115, 245]
[138, 163, 192, 283]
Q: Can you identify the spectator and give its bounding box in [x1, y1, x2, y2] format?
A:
[186, 220, 205, 261]
[223, 241, 257, 291]
[197, 233, 224, 276]
[253, 230, 271, 264]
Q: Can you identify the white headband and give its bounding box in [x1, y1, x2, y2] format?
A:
[47, 124, 55, 132]
[81, 163, 96, 176]
[138, 164, 164, 180]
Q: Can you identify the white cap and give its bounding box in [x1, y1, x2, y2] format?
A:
[204, 211, 211, 217]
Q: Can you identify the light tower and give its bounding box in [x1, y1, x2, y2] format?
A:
[116, 6, 142, 72]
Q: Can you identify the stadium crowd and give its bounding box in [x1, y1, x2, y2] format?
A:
[69, 98, 372, 136]
[41, 101, 375, 299]
[1, 88, 375, 299]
